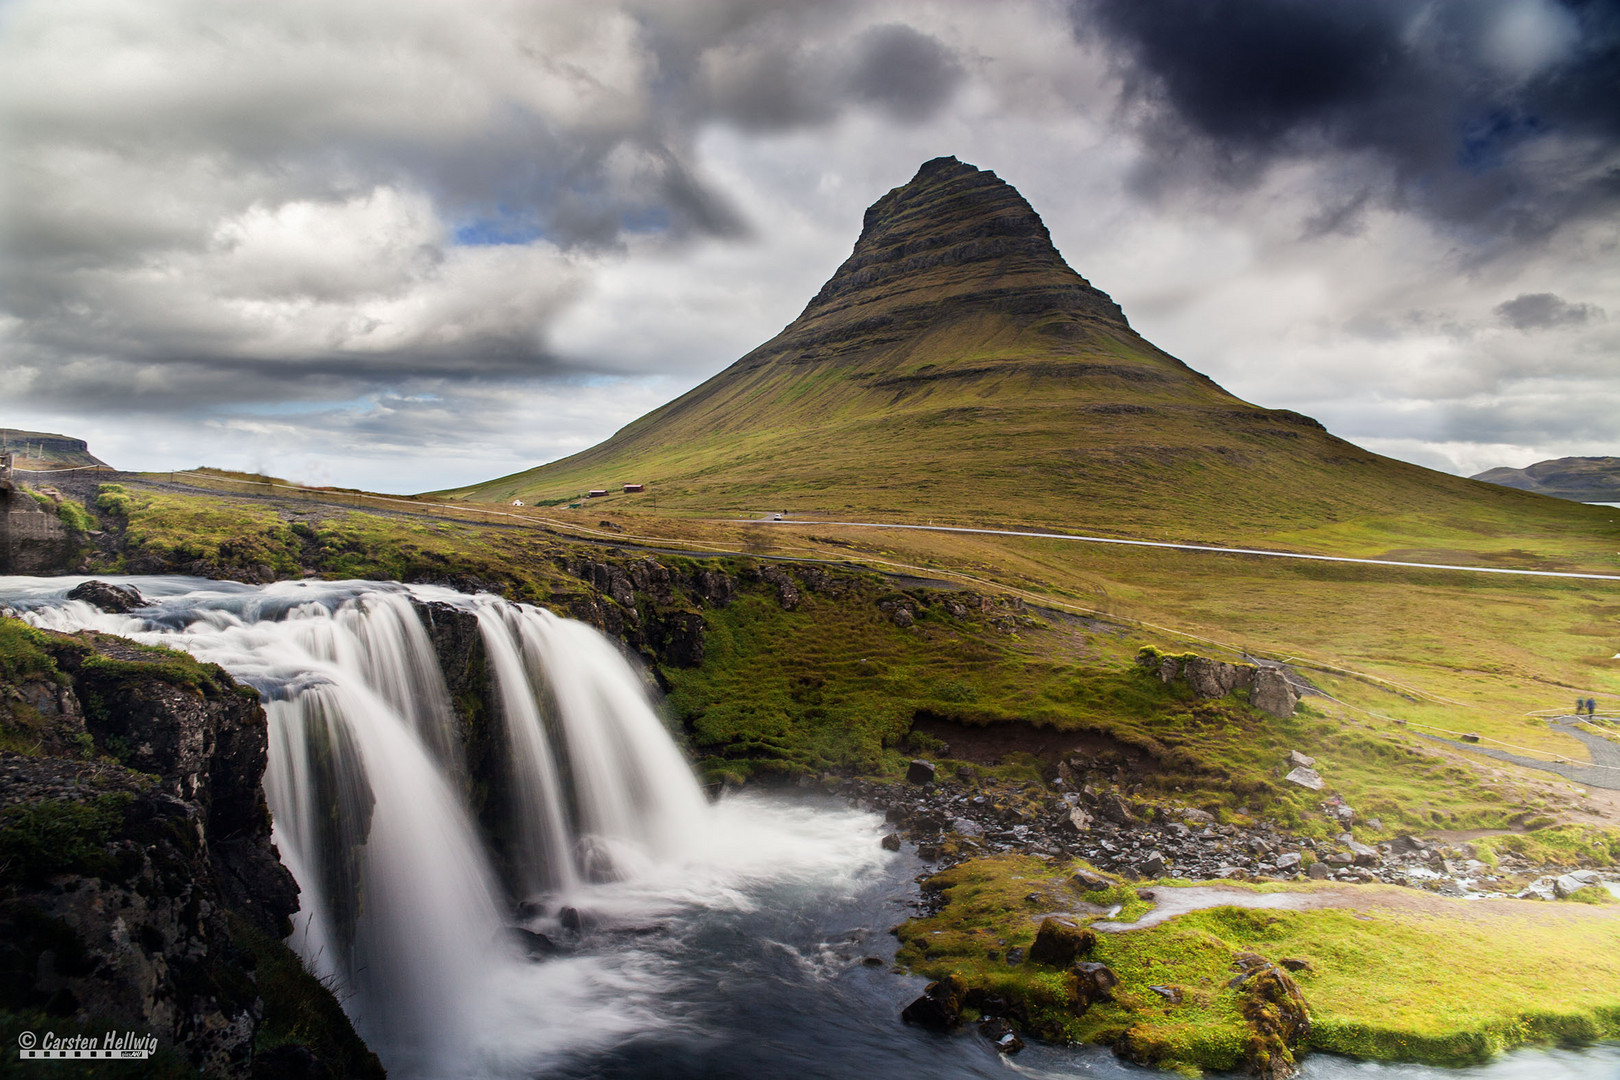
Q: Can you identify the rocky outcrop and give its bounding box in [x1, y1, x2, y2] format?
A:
[0, 619, 381, 1078]
[67, 579, 144, 613]
[1137, 648, 1300, 718]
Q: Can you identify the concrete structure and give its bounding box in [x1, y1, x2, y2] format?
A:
[0, 456, 74, 572]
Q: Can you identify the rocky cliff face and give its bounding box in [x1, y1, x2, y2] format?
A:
[0, 617, 382, 1078]
[0, 490, 77, 574]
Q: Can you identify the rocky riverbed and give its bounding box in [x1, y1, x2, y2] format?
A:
[834, 754, 1617, 905]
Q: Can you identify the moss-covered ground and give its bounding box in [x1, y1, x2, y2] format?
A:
[899, 855, 1620, 1073]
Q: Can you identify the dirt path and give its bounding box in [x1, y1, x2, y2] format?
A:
[1424, 716, 1620, 791]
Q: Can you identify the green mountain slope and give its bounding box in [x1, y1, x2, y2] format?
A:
[448, 157, 1603, 550]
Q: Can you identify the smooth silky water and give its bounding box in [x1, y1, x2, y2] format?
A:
[3, 576, 1615, 1080]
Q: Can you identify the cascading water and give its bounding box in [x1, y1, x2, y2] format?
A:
[0, 577, 761, 1076]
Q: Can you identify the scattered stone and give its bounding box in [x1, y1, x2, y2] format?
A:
[1147, 984, 1183, 1004]
[881, 832, 901, 851]
[901, 973, 968, 1030]
[1181, 807, 1215, 824]
[1278, 958, 1314, 973]
[907, 759, 937, 784]
[1026, 918, 1096, 969]
[1139, 851, 1167, 877]
[1346, 840, 1381, 867]
[1284, 766, 1324, 791]
[1098, 791, 1135, 824]
[1306, 862, 1331, 880]
[1274, 852, 1302, 872]
[1072, 868, 1111, 891]
[1062, 805, 1093, 833]
[1391, 835, 1425, 854]
[1287, 750, 1316, 768]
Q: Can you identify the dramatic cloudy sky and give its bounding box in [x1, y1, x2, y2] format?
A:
[2, 0, 1617, 492]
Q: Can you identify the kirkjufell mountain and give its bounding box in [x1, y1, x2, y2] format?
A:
[452, 157, 1573, 541]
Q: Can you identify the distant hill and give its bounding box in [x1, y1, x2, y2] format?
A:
[447, 157, 1586, 545]
[1471, 457, 1620, 503]
[0, 428, 108, 470]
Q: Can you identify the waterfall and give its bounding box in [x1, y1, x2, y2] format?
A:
[2, 577, 715, 1077]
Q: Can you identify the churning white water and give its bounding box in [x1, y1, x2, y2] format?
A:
[1, 576, 888, 1078]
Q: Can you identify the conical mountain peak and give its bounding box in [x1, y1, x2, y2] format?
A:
[796, 156, 1128, 331]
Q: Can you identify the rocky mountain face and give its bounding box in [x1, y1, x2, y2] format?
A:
[1472, 456, 1620, 502]
[0, 615, 382, 1079]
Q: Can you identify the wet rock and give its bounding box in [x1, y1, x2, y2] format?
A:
[1026, 918, 1096, 969]
[1283, 766, 1324, 791]
[978, 1017, 1025, 1054]
[509, 927, 560, 959]
[882, 832, 902, 851]
[1074, 961, 1120, 1004]
[901, 972, 968, 1030]
[907, 759, 937, 784]
[67, 579, 144, 613]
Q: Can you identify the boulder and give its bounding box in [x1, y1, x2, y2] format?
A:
[66, 579, 144, 613]
[1074, 961, 1120, 1004]
[1287, 750, 1316, 768]
[1346, 840, 1380, 867]
[901, 972, 968, 1030]
[1139, 851, 1168, 877]
[881, 832, 901, 851]
[1554, 874, 1587, 899]
[1306, 862, 1332, 880]
[1274, 852, 1302, 872]
[1025, 918, 1096, 969]
[1181, 807, 1215, 824]
[1283, 766, 1324, 791]
[906, 759, 937, 784]
[1062, 805, 1093, 833]
[1252, 667, 1300, 718]
[1098, 791, 1135, 825]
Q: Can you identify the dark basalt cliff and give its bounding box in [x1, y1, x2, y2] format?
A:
[0, 616, 382, 1079]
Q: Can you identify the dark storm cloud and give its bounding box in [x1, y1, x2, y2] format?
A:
[1073, 0, 1620, 240]
[1494, 291, 1605, 329]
